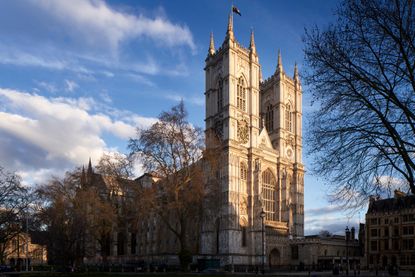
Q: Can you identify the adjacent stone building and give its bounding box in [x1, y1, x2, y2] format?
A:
[365, 190, 415, 270]
[5, 232, 47, 269]
[291, 231, 361, 271]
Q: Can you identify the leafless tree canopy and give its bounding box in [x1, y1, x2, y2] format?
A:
[304, 0, 415, 208]
[36, 169, 116, 266]
[95, 152, 133, 179]
[0, 166, 30, 264]
[128, 101, 207, 268]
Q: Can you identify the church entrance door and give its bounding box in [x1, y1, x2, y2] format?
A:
[269, 248, 281, 268]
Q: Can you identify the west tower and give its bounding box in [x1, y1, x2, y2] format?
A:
[202, 12, 304, 267]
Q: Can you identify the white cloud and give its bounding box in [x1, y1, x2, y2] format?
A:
[0, 49, 66, 70]
[64, 79, 79, 92]
[0, 88, 156, 184]
[126, 73, 156, 87]
[304, 204, 364, 235]
[33, 0, 196, 53]
[35, 81, 57, 93]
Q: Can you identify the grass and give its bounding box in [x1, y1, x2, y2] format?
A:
[18, 273, 248, 277]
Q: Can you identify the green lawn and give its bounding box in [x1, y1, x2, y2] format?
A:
[19, 273, 252, 277]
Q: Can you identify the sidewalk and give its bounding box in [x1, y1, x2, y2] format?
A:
[263, 270, 414, 276]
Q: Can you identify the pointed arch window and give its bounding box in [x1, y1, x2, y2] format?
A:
[285, 103, 294, 132]
[262, 169, 276, 221]
[217, 79, 223, 112]
[237, 77, 246, 111]
[265, 104, 273, 131]
[240, 162, 247, 181]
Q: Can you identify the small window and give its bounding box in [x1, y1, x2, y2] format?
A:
[217, 79, 223, 112]
[265, 104, 273, 131]
[291, 245, 299, 260]
[384, 227, 389, 237]
[384, 239, 389, 250]
[370, 241, 377, 251]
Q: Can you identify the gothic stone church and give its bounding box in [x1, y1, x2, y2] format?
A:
[200, 13, 304, 267]
[83, 13, 305, 269]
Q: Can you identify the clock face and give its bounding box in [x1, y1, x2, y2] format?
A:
[237, 119, 249, 144]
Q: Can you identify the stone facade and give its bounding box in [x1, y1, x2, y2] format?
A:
[201, 13, 304, 267]
[365, 191, 415, 270]
[291, 233, 361, 271]
[79, 13, 308, 269]
[5, 232, 47, 268]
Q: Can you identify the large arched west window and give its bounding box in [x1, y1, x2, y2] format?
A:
[285, 103, 293, 132]
[237, 77, 246, 111]
[262, 169, 276, 221]
[265, 104, 273, 131]
[217, 79, 223, 112]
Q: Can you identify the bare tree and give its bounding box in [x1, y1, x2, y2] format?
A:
[0, 166, 30, 264]
[37, 169, 116, 267]
[304, 0, 415, 209]
[95, 152, 134, 179]
[129, 101, 206, 269]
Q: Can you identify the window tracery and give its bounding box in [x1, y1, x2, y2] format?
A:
[262, 169, 276, 221]
[237, 77, 246, 111]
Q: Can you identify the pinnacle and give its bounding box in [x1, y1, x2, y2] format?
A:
[209, 32, 215, 56]
[249, 29, 256, 53]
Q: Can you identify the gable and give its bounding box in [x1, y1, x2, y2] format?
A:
[258, 127, 273, 150]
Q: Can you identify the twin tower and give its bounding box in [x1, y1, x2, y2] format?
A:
[201, 13, 305, 266]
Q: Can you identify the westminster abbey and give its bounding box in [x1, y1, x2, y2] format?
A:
[82, 12, 305, 269]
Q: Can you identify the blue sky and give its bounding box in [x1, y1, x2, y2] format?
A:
[0, 0, 362, 235]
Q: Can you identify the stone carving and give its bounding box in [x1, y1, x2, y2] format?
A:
[237, 119, 249, 144]
[214, 120, 223, 140]
[240, 198, 248, 215]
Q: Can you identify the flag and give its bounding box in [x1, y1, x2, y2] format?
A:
[232, 5, 241, 16]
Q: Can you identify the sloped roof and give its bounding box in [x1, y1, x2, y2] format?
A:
[367, 194, 415, 213]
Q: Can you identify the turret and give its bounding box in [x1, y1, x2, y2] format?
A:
[225, 12, 234, 41]
[249, 29, 256, 54]
[294, 62, 300, 84]
[276, 50, 283, 73]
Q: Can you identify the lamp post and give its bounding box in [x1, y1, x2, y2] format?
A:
[260, 208, 266, 275]
[345, 226, 351, 276]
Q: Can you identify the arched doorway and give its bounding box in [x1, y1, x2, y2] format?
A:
[269, 248, 281, 268]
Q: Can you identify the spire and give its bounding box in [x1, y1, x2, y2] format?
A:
[87, 157, 93, 176]
[249, 29, 256, 53]
[209, 32, 215, 56]
[277, 49, 283, 72]
[226, 12, 234, 41]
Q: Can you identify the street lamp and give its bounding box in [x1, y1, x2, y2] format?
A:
[345, 226, 351, 276]
[260, 208, 266, 275]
